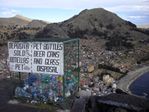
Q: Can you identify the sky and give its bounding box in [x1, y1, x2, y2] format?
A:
[0, 0, 149, 25]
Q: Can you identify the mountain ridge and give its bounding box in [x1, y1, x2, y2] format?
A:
[14, 14, 32, 22]
[0, 15, 30, 26]
[0, 15, 48, 28]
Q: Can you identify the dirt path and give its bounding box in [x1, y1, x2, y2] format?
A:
[0, 79, 49, 112]
[117, 66, 149, 94]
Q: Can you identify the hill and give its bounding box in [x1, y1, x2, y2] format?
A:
[0, 15, 31, 27]
[60, 8, 130, 38]
[0, 15, 48, 28]
[27, 20, 48, 28]
[0, 15, 49, 45]
[36, 8, 149, 73]
[36, 8, 148, 50]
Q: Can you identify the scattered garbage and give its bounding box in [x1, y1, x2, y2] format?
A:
[15, 71, 79, 103]
[15, 87, 32, 98]
[8, 99, 19, 104]
[79, 72, 117, 97]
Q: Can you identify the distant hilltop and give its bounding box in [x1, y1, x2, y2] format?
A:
[14, 15, 32, 22]
[0, 15, 48, 28]
[137, 24, 149, 29]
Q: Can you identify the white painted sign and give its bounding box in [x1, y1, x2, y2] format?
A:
[8, 42, 32, 72]
[8, 42, 64, 75]
[32, 42, 64, 75]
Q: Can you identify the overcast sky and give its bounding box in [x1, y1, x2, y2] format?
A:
[0, 0, 149, 25]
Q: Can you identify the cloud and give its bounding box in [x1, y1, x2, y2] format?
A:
[0, 0, 143, 9]
[143, 0, 149, 3]
[107, 5, 149, 13]
[128, 15, 149, 24]
[105, 2, 149, 24]
[0, 8, 19, 17]
[0, 0, 92, 9]
[127, 16, 146, 19]
[0, 0, 148, 14]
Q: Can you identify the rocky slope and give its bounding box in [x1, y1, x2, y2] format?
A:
[35, 8, 149, 73]
[36, 8, 148, 50]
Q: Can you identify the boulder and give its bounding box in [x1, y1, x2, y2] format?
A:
[78, 90, 91, 97]
[87, 65, 95, 73]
